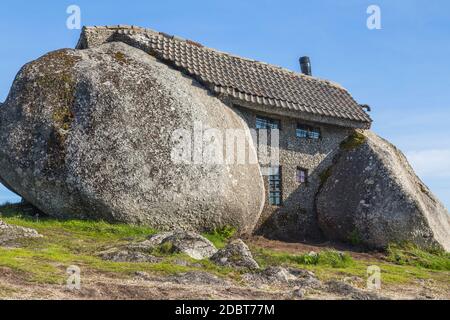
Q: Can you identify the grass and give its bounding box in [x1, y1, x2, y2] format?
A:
[348, 229, 363, 246]
[152, 241, 176, 256]
[0, 204, 449, 290]
[202, 226, 236, 249]
[387, 243, 450, 271]
[0, 205, 242, 284]
[252, 246, 450, 285]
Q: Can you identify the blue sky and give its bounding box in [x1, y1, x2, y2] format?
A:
[0, 0, 449, 209]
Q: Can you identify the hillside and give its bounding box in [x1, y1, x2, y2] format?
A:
[0, 203, 448, 300]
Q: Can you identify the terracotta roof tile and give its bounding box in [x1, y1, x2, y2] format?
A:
[79, 26, 372, 126]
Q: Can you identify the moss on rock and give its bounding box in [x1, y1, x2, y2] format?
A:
[340, 131, 367, 151]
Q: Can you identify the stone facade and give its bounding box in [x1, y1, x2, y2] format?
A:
[235, 105, 352, 241]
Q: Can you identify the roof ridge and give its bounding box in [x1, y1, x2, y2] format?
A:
[83, 25, 349, 92]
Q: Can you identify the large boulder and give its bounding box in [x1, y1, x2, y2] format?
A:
[317, 131, 450, 251]
[0, 42, 265, 234]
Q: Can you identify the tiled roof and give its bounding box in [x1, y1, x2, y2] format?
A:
[78, 26, 372, 127]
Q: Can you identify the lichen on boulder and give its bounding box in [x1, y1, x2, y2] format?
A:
[130, 231, 218, 260]
[211, 239, 260, 269]
[0, 42, 265, 234]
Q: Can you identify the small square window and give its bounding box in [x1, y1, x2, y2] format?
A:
[296, 168, 308, 184]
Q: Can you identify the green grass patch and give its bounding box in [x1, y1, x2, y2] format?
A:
[0, 206, 241, 284]
[202, 226, 236, 249]
[1, 204, 157, 242]
[252, 246, 448, 285]
[348, 229, 363, 246]
[1, 204, 448, 289]
[387, 243, 450, 271]
[152, 241, 176, 256]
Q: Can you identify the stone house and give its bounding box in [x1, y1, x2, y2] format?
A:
[77, 26, 372, 240]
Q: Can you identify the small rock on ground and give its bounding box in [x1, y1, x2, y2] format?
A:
[325, 280, 388, 300]
[99, 230, 217, 262]
[0, 219, 42, 245]
[243, 266, 321, 289]
[99, 249, 162, 263]
[128, 231, 218, 260]
[166, 271, 230, 286]
[211, 239, 259, 270]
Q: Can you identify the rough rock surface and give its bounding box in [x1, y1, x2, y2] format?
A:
[166, 271, 231, 286]
[325, 280, 388, 300]
[99, 249, 161, 263]
[243, 266, 321, 289]
[0, 219, 42, 245]
[138, 231, 218, 260]
[317, 131, 450, 251]
[101, 231, 217, 261]
[211, 239, 259, 269]
[0, 42, 264, 234]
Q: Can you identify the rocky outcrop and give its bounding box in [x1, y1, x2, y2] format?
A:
[0, 42, 264, 234]
[317, 131, 450, 251]
[0, 220, 42, 245]
[243, 266, 321, 289]
[100, 249, 161, 263]
[139, 231, 218, 260]
[211, 239, 259, 269]
[101, 231, 217, 261]
[166, 271, 231, 286]
[325, 280, 388, 300]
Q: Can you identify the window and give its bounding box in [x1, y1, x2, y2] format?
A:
[296, 167, 308, 184]
[256, 116, 280, 130]
[296, 124, 321, 139]
[269, 167, 282, 206]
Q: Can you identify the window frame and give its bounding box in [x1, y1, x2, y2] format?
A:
[296, 167, 308, 185]
[268, 166, 282, 206]
[296, 123, 321, 140]
[256, 115, 281, 130]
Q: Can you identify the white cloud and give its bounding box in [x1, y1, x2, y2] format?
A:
[406, 149, 450, 178]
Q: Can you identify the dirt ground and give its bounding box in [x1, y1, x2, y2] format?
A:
[1, 237, 448, 300]
[0, 268, 446, 300]
[1, 266, 448, 301]
[247, 236, 387, 260]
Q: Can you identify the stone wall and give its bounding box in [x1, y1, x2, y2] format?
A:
[235, 106, 352, 241]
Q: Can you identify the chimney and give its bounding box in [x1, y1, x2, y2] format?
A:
[299, 56, 312, 76]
